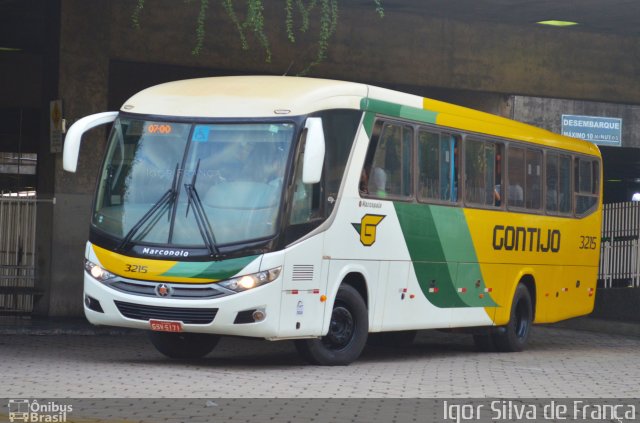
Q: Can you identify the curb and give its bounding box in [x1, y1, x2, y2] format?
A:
[0, 318, 141, 336]
[2, 317, 639, 337]
[548, 316, 640, 338]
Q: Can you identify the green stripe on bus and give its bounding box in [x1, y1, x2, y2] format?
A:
[394, 203, 497, 308]
[360, 98, 438, 124]
[394, 202, 465, 307]
[162, 255, 258, 280]
[431, 207, 497, 307]
[362, 111, 376, 138]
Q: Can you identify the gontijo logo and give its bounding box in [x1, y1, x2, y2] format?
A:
[352, 214, 385, 246]
[8, 399, 72, 422]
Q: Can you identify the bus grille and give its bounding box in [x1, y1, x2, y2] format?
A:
[110, 280, 230, 299]
[114, 301, 218, 324]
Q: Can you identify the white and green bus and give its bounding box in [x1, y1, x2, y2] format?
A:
[64, 76, 601, 365]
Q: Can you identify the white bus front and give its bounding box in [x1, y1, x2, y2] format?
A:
[64, 106, 364, 364]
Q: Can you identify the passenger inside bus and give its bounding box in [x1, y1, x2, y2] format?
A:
[359, 165, 387, 197]
[369, 167, 387, 197]
[508, 183, 524, 206]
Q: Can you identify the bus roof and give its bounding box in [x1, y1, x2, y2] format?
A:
[123, 75, 368, 119]
[122, 75, 600, 157]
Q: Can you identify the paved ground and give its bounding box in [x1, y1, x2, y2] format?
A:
[2, 324, 639, 422]
[1, 325, 639, 399]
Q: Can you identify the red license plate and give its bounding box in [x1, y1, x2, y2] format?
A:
[149, 319, 183, 332]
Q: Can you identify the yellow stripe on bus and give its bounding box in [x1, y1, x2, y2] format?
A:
[92, 244, 214, 283]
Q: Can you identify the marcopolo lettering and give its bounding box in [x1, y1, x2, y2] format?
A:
[492, 225, 561, 253]
[142, 247, 190, 257]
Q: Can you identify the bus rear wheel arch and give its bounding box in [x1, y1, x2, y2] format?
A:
[474, 280, 534, 352]
[493, 282, 533, 352]
[294, 283, 368, 365]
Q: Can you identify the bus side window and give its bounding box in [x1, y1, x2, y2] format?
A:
[545, 152, 559, 213]
[418, 131, 458, 203]
[290, 110, 361, 227]
[574, 157, 599, 216]
[525, 148, 542, 210]
[361, 121, 413, 199]
[290, 137, 319, 225]
[558, 155, 572, 213]
[546, 152, 572, 214]
[464, 138, 502, 207]
[507, 146, 525, 208]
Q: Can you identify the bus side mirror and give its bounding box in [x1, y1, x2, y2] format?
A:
[63, 111, 118, 172]
[302, 117, 325, 184]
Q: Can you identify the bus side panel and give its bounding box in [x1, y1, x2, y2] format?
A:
[538, 265, 597, 323]
[278, 235, 328, 337]
[324, 197, 462, 332]
[377, 260, 494, 331]
[377, 261, 454, 331]
[475, 263, 509, 324]
[373, 261, 408, 331]
[456, 262, 498, 322]
[532, 264, 563, 323]
[464, 207, 600, 325]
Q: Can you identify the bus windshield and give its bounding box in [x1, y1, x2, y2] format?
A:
[93, 117, 295, 248]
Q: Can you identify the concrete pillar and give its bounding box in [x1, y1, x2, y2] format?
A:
[32, 0, 61, 317]
[48, 0, 111, 316]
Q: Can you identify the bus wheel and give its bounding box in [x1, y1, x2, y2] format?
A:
[294, 284, 368, 366]
[148, 331, 220, 359]
[492, 283, 533, 352]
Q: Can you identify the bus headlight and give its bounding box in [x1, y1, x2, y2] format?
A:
[84, 259, 116, 282]
[218, 267, 281, 292]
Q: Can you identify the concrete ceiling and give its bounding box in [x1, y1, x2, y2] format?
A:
[0, 0, 47, 53]
[1, 0, 638, 55]
[358, 0, 640, 37]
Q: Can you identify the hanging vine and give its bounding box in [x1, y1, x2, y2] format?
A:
[131, 0, 145, 29]
[191, 0, 209, 55]
[132, 0, 384, 73]
[221, 0, 248, 50]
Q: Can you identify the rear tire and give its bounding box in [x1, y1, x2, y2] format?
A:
[295, 284, 368, 366]
[148, 331, 220, 359]
[492, 283, 533, 352]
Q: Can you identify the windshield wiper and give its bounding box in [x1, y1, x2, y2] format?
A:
[184, 159, 220, 258]
[116, 163, 179, 251]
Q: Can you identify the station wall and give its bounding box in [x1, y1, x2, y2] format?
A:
[39, 0, 640, 316]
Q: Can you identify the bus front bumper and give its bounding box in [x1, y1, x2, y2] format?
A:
[83, 271, 282, 338]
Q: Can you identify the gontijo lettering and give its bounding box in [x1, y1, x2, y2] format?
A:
[492, 225, 561, 252]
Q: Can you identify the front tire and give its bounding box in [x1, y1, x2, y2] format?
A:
[295, 284, 368, 365]
[148, 331, 220, 359]
[492, 283, 533, 352]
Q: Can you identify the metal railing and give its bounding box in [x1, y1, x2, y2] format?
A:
[0, 193, 37, 314]
[599, 202, 640, 288]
